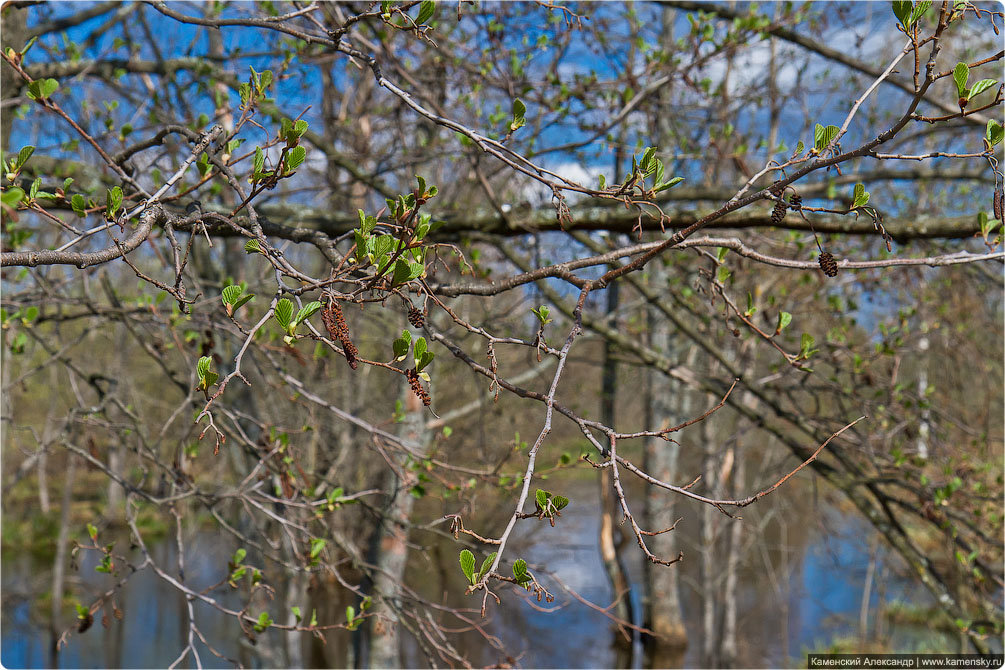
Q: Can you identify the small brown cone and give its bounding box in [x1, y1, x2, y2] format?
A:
[818, 251, 838, 278]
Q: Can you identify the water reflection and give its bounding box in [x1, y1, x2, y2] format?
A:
[2, 476, 946, 669]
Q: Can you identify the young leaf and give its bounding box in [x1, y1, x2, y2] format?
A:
[71, 193, 87, 217]
[477, 552, 497, 582]
[987, 119, 1004, 148]
[908, 0, 931, 26]
[286, 146, 306, 172]
[222, 284, 243, 306]
[197, 356, 212, 380]
[459, 549, 475, 585]
[26, 78, 58, 101]
[654, 176, 684, 192]
[291, 606, 302, 623]
[309, 537, 326, 559]
[416, 351, 434, 372]
[953, 62, 969, 98]
[1, 187, 24, 209]
[274, 298, 294, 330]
[294, 301, 321, 326]
[393, 333, 411, 360]
[106, 186, 123, 218]
[852, 183, 870, 209]
[414, 336, 427, 360]
[15, 145, 34, 169]
[416, 0, 435, 25]
[891, 0, 912, 27]
[813, 124, 840, 152]
[552, 495, 569, 510]
[244, 239, 262, 254]
[510, 98, 526, 132]
[233, 548, 247, 565]
[968, 79, 997, 100]
[536, 489, 548, 508]
[776, 311, 792, 334]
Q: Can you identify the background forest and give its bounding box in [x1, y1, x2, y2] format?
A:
[1, 1, 1002, 668]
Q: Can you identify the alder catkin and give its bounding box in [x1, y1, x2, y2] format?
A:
[818, 251, 838, 278]
[406, 368, 431, 406]
[994, 186, 1003, 223]
[322, 297, 358, 369]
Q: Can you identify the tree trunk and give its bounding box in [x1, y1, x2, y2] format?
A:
[642, 260, 689, 652]
[368, 346, 432, 668]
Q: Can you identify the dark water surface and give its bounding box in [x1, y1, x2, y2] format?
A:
[2, 478, 948, 669]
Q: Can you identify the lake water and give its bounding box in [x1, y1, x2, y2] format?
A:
[1, 477, 961, 668]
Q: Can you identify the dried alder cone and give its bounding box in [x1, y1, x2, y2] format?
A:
[407, 305, 425, 328]
[771, 197, 788, 225]
[406, 368, 431, 406]
[818, 251, 839, 278]
[322, 297, 358, 370]
[789, 193, 803, 210]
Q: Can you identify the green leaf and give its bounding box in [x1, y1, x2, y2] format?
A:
[639, 147, 657, 174]
[106, 186, 123, 218]
[286, 146, 306, 172]
[244, 239, 262, 254]
[536, 489, 548, 508]
[909, 0, 931, 25]
[968, 79, 997, 99]
[416, 351, 434, 372]
[222, 284, 244, 306]
[416, 0, 435, 25]
[459, 549, 476, 585]
[813, 124, 840, 152]
[274, 298, 294, 329]
[71, 193, 87, 217]
[414, 337, 427, 360]
[346, 606, 356, 624]
[232, 548, 247, 564]
[26, 78, 58, 101]
[513, 558, 528, 581]
[294, 301, 321, 326]
[291, 606, 302, 623]
[29, 177, 40, 199]
[799, 332, 818, 359]
[253, 146, 265, 176]
[15, 145, 34, 169]
[852, 183, 870, 209]
[393, 332, 411, 360]
[987, 119, 1004, 147]
[87, 523, 98, 540]
[716, 246, 729, 262]
[1, 187, 24, 209]
[309, 537, 326, 559]
[477, 552, 497, 582]
[776, 311, 792, 334]
[892, 0, 912, 26]
[391, 259, 413, 286]
[254, 612, 272, 633]
[953, 62, 969, 98]
[552, 495, 569, 510]
[654, 175, 685, 192]
[197, 356, 212, 380]
[510, 98, 526, 131]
